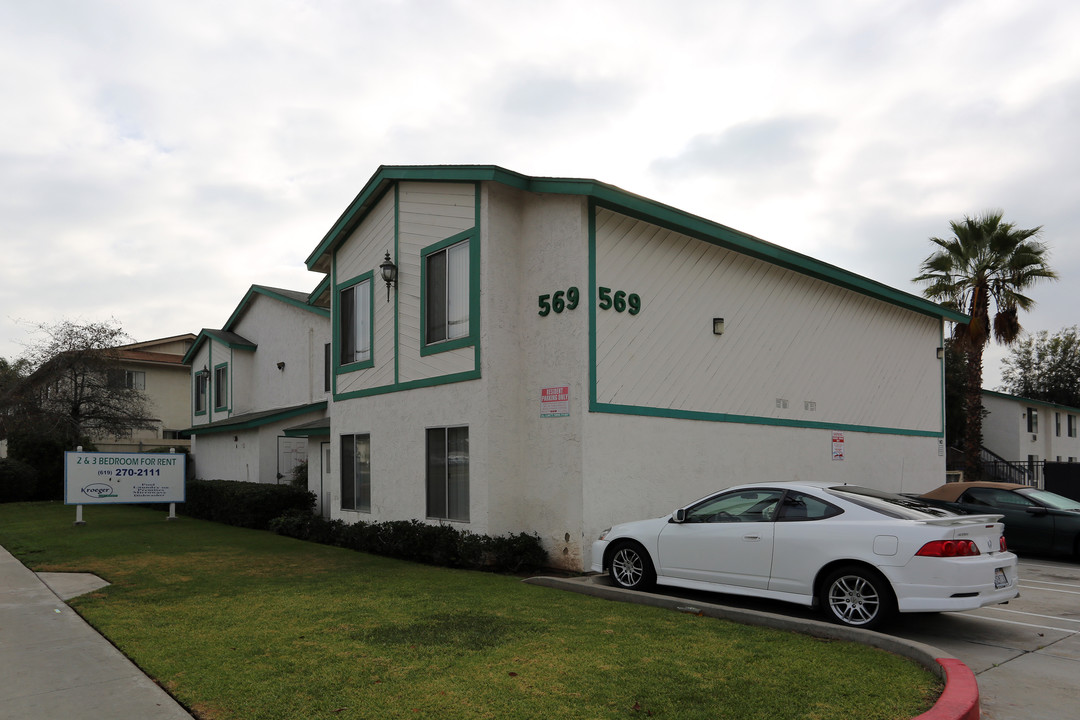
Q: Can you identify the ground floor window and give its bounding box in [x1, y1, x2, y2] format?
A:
[426, 426, 468, 521]
[341, 434, 370, 512]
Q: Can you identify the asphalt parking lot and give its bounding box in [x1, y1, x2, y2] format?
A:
[642, 555, 1080, 720]
[892, 556, 1080, 720]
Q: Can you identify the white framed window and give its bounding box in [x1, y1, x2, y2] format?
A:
[339, 276, 372, 367]
[341, 434, 371, 512]
[424, 238, 470, 346]
[108, 369, 145, 390]
[1027, 408, 1038, 434]
[1069, 414, 1077, 438]
[426, 426, 469, 522]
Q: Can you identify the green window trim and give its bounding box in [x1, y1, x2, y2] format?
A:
[420, 227, 479, 357]
[335, 270, 375, 373]
[212, 362, 229, 413]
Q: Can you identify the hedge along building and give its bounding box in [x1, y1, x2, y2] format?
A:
[184, 285, 330, 485]
[306, 165, 965, 570]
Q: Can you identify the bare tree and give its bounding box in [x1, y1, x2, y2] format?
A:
[4, 319, 156, 447]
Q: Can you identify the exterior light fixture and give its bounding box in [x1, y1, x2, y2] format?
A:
[936, 347, 944, 359]
[277, 361, 286, 371]
[379, 251, 397, 302]
[713, 318, 725, 335]
[201, 364, 209, 375]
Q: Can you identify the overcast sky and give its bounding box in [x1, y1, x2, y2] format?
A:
[2, 0, 1077, 388]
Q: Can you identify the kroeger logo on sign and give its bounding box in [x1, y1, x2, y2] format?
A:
[81, 483, 118, 499]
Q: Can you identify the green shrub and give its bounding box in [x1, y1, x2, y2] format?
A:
[0, 458, 39, 503]
[268, 512, 548, 573]
[5, 430, 68, 500]
[288, 459, 308, 489]
[182, 479, 315, 530]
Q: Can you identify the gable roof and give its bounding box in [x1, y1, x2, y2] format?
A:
[183, 284, 329, 364]
[305, 164, 967, 323]
[982, 388, 1080, 415]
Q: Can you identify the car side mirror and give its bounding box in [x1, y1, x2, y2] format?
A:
[1026, 506, 1048, 516]
[672, 508, 687, 523]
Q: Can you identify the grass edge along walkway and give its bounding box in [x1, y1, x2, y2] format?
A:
[0, 503, 942, 720]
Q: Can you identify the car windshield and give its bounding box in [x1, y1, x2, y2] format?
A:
[1019, 489, 1080, 511]
[826, 485, 956, 520]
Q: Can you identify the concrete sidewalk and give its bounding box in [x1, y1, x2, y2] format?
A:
[0, 546, 193, 720]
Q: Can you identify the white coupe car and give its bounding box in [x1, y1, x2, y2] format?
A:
[591, 482, 1019, 629]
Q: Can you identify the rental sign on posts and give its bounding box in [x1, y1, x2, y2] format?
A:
[65, 451, 185, 524]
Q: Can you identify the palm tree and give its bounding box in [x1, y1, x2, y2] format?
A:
[914, 210, 1056, 479]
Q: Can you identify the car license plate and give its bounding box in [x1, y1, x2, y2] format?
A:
[994, 567, 1009, 589]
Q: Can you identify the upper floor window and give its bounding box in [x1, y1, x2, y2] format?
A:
[108, 369, 145, 391]
[324, 342, 331, 392]
[1069, 414, 1078, 438]
[194, 372, 208, 414]
[424, 238, 470, 345]
[1027, 408, 1038, 434]
[213, 365, 228, 411]
[339, 276, 372, 367]
[1056, 412, 1062, 437]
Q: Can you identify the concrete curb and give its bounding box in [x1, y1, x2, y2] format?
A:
[523, 575, 979, 720]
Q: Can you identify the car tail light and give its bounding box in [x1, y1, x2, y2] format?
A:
[916, 540, 981, 557]
[1000, 536, 1008, 552]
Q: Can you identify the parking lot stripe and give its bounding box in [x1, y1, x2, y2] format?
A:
[1017, 583, 1080, 596]
[978, 606, 1080, 625]
[1018, 578, 1080, 589]
[947, 611, 1077, 633]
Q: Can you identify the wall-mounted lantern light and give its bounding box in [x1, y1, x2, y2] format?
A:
[277, 361, 286, 371]
[201, 364, 209, 375]
[936, 347, 944, 360]
[379, 251, 397, 302]
[713, 318, 725, 335]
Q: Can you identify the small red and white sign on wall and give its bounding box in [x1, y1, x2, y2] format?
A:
[832, 431, 845, 461]
[541, 386, 570, 417]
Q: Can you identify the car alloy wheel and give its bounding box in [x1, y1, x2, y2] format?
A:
[821, 566, 893, 629]
[609, 543, 655, 590]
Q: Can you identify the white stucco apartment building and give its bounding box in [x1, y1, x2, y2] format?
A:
[300, 165, 963, 570]
[184, 285, 330, 484]
[982, 390, 1080, 467]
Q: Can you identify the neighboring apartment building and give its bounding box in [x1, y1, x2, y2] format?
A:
[184, 285, 330, 485]
[982, 390, 1080, 471]
[100, 334, 196, 452]
[300, 164, 962, 570]
[0, 334, 195, 455]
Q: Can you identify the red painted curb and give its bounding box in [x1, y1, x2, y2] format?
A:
[914, 658, 980, 720]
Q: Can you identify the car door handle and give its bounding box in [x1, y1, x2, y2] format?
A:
[743, 534, 761, 541]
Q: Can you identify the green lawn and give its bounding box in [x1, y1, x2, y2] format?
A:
[0, 503, 941, 720]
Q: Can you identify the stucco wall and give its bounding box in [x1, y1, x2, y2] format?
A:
[322, 177, 949, 571]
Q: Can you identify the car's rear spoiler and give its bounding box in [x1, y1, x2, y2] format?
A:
[918, 514, 1004, 526]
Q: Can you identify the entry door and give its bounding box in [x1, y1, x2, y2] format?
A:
[320, 442, 331, 518]
[277, 437, 307, 484]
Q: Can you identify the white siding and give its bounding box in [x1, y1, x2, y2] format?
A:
[397, 182, 476, 383]
[594, 208, 942, 432]
[336, 191, 395, 395]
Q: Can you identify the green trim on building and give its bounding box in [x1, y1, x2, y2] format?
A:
[591, 402, 941, 437]
[334, 270, 376, 373]
[212, 361, 230, 414]
[186, 401, 328, 436]
[330, 182, 482, 402]
[306, 165, 966, 324]
[419, 227, 478, 357]
[982, 388, 1080, 415]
